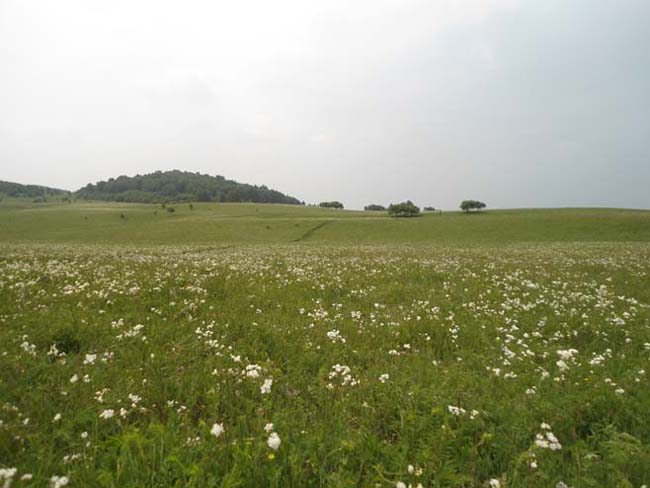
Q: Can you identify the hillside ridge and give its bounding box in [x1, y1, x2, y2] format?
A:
[74, 170, 302, 205]
[0, 180, 69, 199]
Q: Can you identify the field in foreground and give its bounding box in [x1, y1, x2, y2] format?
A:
[2, 242, 650, 487]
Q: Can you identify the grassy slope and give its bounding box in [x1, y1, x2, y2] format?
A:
[2, 199, 650, 486]
[1, 198, 650, 244]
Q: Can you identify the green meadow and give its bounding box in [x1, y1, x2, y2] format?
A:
[1, 199, 650, 487]
[1, 199, 649, 244]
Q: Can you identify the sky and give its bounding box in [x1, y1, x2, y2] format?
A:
[1, 0, 649, 210]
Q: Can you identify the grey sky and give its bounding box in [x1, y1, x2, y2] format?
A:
[1, 0, 649, 209]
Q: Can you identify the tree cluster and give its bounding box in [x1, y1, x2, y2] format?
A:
[319, 201, 344, 209]
[74, 170, 301, 205]
[388, 200, 420, 217]
[460, 200, 487, 212]
[364, 204, 386, 211]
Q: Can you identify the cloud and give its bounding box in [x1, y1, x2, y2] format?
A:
[0, 0, 648, 208]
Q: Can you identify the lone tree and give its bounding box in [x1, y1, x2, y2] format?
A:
[460, 200, 486, 212]
[319, 201, 344, 209]
[388, 200, 420, 217]
[364, 204, 386, 211]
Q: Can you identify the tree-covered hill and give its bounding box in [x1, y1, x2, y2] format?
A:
[74, 170, 302, 204]
[0, 180, 69, 199]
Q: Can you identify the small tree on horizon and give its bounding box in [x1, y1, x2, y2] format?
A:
[319, 201, 344, 209]
[460, 200, 486, 212]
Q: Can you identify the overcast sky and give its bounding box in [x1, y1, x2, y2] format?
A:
[1, 0, 649, 209]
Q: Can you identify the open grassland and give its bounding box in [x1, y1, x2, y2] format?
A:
[1, 201, 650, 487]
[1, 199, 650, 244]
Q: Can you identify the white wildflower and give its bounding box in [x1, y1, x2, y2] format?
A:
[83, 353, 97, 365]
[99, 409, 114, 420]
[50, 475, 69, 488]
[267, 432, 281, 450]
[211, 423, 225, 438]
[245, 364, 262, 379]
[0, 468, 17, 487]
[260, 378, 273, 395]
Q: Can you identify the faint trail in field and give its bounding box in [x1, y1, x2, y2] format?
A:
[293, 220, 330, 242]
[179, 244, 237, 254]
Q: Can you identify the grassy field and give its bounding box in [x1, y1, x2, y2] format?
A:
[1, 200, 650, 487]
[1, 199, 650, 244]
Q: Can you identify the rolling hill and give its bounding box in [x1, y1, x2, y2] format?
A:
[74, 170, 302, 205]
[0, 180, 69, 199]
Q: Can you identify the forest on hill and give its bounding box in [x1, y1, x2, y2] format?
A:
[74, 170, 302, 204]
[0, 180, 69, 199]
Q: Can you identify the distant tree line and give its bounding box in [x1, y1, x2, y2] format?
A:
[0, 180, 69, 200]
[3, 176, 489, 219]
[74, 170, 302, 205]
[361, 200, 486, 216]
